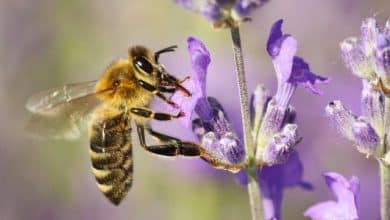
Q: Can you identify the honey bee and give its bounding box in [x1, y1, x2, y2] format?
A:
[26, 45, 240, 205]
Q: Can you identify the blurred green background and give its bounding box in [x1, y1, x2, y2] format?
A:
[1, 0, 390, 219]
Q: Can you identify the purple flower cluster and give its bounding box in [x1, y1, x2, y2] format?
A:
[169, 19, 330, 219]
[174, 0, 269, 28]
[251, 19, 327, 219]
[304, 172, 360, 220]
[340, 18, 390, 93]
[254, 20, 328, 167]
[327, 18, 390, 164]
[168, 37, 245, 165]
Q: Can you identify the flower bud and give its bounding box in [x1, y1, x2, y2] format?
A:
[326, 100, 358, 141]
[200, 3, 223, 22]
[340, 37, 375, 80]
[373, 44, 390, 85]
[361, 17, 379, 57]
[361, 81, 384, 134]
[219, 132, 245, 164]
[251, 84, 271, 138]
[257, 99, 288, 147]
[352, 119, 380, 156]
[262, 124, 298, 165]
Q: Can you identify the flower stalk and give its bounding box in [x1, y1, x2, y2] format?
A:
[380, 161, 390, 220]
[230, 26, 263, 220]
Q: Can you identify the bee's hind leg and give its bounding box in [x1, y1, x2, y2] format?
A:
[136, 125, 243, 173]
[136, 125, 201, 157]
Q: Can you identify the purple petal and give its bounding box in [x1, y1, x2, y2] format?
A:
[304, 172, 359, 220]
[234, 0, 269, 17]
[259, 152, 312, 219]
[200, 3, 223, 22]
[267, 20, 298, 84]
[168, 37, 212, 127]
[271, 38, 297, 82]
[288, 56, 330, 95]
[187, 36, 211, 96]
[174, 0, 223, 22]
[174, 0, 193, 9]
[267, 19, 289, 58]
[168, 79, 202, 128]
[234, 169, 249, 185]
[304, 201, 341, 220]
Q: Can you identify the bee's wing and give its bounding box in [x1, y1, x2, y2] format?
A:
[25, 80, 111, 140]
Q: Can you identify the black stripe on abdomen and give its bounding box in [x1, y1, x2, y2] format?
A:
[89, 112, 133, 205]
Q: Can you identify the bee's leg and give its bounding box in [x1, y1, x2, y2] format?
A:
[137, 80, 177, 107]
[130, 108, 184, 121]
[136, 125, 200, 156]
[136, 125, 243, 172]
[158, 86, 176, 93]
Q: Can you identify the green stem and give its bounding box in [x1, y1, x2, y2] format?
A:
[247, 179, 263, 220]
[380, 161, 390, 220]
[230, 27, 263, 220]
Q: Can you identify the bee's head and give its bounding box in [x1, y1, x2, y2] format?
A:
[129, 45, 191, 97]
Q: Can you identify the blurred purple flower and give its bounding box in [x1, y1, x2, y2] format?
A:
[328, 18, 390, 161]
[234, 0, 269, 17]
[174, 0, 269, 28]
[169, 36, 245, 166]
[304, 172, 360, 220]
[340, 17, 390, 94]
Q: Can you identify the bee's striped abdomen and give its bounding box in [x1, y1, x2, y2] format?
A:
[89, 111, 133, 205]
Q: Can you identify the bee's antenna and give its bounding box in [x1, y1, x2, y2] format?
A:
[154, 45, 178, 63]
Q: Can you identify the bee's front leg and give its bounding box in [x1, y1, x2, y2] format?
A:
[137, 80, 177, 107]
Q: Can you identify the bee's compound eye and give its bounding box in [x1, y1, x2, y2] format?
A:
[133, 56, 153, 75]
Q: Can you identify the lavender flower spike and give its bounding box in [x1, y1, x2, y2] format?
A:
[340, 17, 390, 95]
[169, 36, 245, 167]
[304, 172, 359, 220]
[255, 19, 328, 162]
